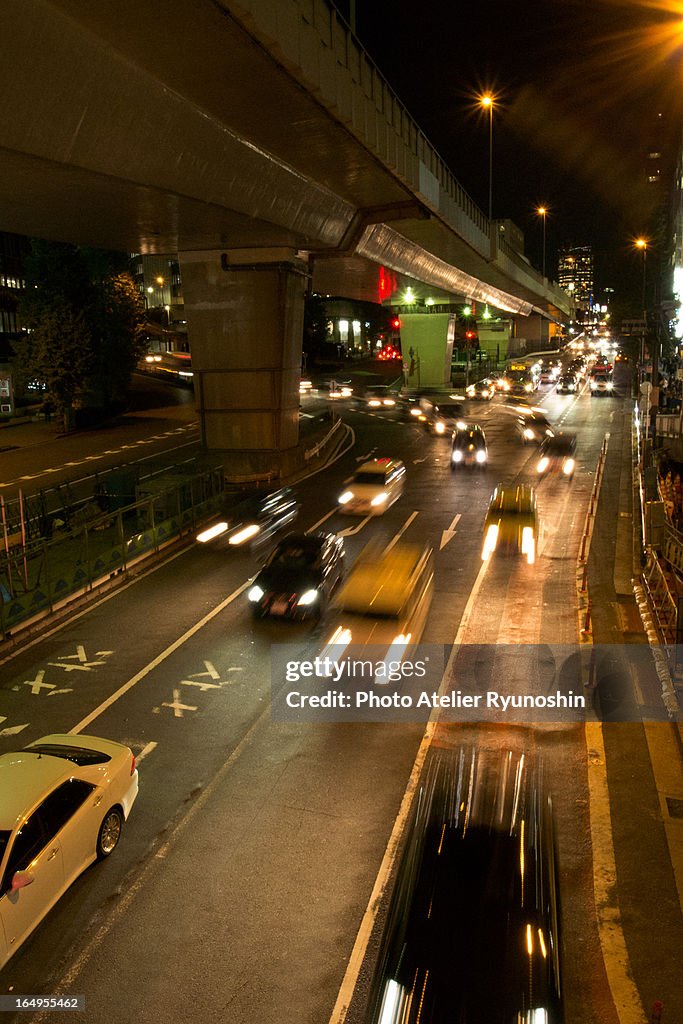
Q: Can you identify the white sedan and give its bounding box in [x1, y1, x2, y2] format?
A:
[0, 734, 139, 969]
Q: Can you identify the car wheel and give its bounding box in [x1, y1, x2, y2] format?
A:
[97, 807, 123, 859]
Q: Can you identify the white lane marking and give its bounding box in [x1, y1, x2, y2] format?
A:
[161, 689, 198, 718]
[136, 741, 157, 764]
[439, 512, 462, 551]
[383, 511, 420, 555]
[23, 670, 54, 695]
[337, 514, 373, 538]
[585, 722, 644, 1024]
[307, 508, 337, 533]
[0, 722, 29, 737]
[180, 678, 222, 692]
[328, 555, 490, 1024]
[67, 579, 251, 735]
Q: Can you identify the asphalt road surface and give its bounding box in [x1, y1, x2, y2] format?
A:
[0, 366, 680, 1024]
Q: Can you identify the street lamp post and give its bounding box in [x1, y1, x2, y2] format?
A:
[537, 206, 548, 278]
[479, 94, 495, 224]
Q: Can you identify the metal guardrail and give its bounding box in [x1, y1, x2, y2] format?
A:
[0, 466, 224, 641]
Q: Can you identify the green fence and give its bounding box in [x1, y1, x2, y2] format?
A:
[0, 466, 224, 640]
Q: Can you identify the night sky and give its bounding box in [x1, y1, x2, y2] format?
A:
[341, 0, 683, 311]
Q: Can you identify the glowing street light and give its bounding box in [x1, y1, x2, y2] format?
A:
[479, 93, 496, 223]
[536, 206, 548, 279]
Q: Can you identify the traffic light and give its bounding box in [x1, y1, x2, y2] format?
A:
[391, 317, 401, 329]
[465, 330, 476, 340]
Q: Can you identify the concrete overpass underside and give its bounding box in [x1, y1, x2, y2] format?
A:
[2, 0, 571, 473]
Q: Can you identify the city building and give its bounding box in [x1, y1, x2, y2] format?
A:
[557, 245, 594, 313]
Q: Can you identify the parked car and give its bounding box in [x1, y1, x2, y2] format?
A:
[196, 487, 298, 549]
[338, 458, 405, 515]
[536, 433, 577, 479]
[247, 531, 344, 620]
[0, 734, 139, 970]
[450, 424, 488, 469]
[482, 483, 539, 565]
[365, 749, 563, 1024]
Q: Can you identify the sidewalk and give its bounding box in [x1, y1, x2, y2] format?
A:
[587, 405, 683, 1020]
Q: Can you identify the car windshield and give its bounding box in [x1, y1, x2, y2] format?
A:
[456, 431, 483, 446]
[0, 831, 10, 864]
[353, 471, 386, 485]
[22, 744, 111, 766]
[545, 437, 575, 455]
[268, 542, 320, 568]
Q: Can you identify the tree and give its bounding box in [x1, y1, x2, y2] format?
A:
[15, 240, 145, 428]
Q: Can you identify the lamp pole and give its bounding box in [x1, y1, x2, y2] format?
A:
[480, 95, 495, 224]
[537, 206, 547, 278]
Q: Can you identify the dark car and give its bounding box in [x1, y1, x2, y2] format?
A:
[366, 749, 563, 1024]
[196, 487, 298, 550]
[536, 432, 577, 479]
[247, 531, 344, 619]
[515, 411, 554, 444]
[466, 378, 495, 401]
[556, 373, 578, 394]
[421, 398, 466, 436]
[450, 424, 488, 469]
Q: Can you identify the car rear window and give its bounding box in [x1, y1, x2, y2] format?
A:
[23, 744, 112, 766]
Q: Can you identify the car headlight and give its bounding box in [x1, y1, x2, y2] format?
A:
[435, 421, 446, 434]
[452, 449, 463, 462]
[524, 427, 535, 440]
[368, 399, 381, 407]
[606, 381, 613, 390]
[338, 490, 353, 504]
[522, 526, 536, 565]
[229, 523, 261, 545]
[590, 380, 597, 389]
[564, 458, 575, 475]
[197, 521, 229, 543]
[247, 585, 265, 602]
[482, 523, 499, 560]
[525, 383, 533, 392]
[537, 457, 549, 473]
[371, 491, 388, 506]
[482, 389, 490, 397]
[410, 407, 422, 416]
[456, 420, 467, 430]
[475, 449, 487, 463]
[297, 589, 319, 606]
[383, 398, 396, 406]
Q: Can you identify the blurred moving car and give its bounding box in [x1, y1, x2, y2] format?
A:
[555, 373, 578, 394]
[196, 487, 298, 549]
[0, 734, 139, 969]
[450, 424, 488, 469]
[364, 386, 398, 410]
[247, 532, 344, 620]
[365, 749, 563, 1024]
[590, 371, 614, 395]
[515, 410, 554, 444]
[482, 483, 539, 564]
[536, 433, 577, 480]
[338, 458, 405, 515]
[539, 359, 562, 383]
[466, 378, 495, 401]
[322, 541, 434, 661]
[419, 397, 466, 436]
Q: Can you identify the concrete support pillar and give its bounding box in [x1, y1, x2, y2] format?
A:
[510, 313, 547, 355]
[400, 312, 455, 388]
[178, 248, 307, 476]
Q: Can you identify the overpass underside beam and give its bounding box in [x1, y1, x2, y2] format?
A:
[179, 248, 306, 476]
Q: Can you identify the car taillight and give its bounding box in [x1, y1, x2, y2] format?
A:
[131, 754, 137, 776]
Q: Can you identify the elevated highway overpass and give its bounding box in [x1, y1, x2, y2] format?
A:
[2, 0, 572, 473]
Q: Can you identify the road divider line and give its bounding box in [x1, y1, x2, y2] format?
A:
[383, 510, 419, 554]
[68, 580, 251, 735]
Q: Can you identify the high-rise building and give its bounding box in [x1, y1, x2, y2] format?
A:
[557, 246, 593, 312]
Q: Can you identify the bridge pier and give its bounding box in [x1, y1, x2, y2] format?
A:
[178, 248, 307, 477]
